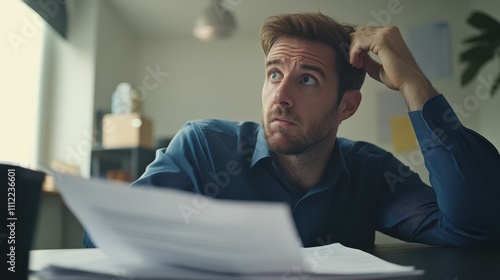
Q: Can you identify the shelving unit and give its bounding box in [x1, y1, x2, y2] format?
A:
[90, 147, 156, 182]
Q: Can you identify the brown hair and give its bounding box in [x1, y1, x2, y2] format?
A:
[259, 12, 366, 106]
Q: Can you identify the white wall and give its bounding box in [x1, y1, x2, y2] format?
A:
[38, 0, 99, 177]
[0, 0, 44, 167]
[470, 0, 500, 150]
[137, 33, 263, 142]
[94, 0, 138, 114]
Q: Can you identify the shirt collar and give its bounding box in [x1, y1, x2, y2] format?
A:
[250, 126, 272, 168]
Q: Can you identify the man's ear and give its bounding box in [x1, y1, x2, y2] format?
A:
[336, 90, 362, 122]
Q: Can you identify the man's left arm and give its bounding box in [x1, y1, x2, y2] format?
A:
[350, 26, 500, 246]
[410, 93, 500, 245]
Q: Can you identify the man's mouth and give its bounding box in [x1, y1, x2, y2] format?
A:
[271, 117, 298, 127]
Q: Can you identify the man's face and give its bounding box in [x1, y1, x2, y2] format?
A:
[262, 37, 341, 155]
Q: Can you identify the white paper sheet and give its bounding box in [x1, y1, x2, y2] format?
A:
[302, 243, 418, 274]
[31, 248, 423, 280]
[55, 173, 303, 274]
[49, 173, 422, 279]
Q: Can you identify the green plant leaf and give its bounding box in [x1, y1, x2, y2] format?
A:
[460, 45, 495, 62]
[460, 11, 500, 94]
[468, 11, 500, 31]
[461, 60, 488, 86]
[463, 32, 500, 45]
[491, 73, 500, 96]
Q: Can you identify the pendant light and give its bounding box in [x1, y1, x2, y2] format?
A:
[193, 0, 237, 40]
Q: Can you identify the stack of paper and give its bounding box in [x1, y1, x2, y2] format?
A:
[35, 173, 423, 279]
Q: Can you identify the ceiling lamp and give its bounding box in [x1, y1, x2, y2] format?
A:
[193, 0, 237, 40]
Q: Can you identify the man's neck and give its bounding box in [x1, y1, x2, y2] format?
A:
[276, 138, 336, 193]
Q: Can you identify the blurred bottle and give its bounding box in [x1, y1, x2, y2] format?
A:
[111, 83, 141, 114]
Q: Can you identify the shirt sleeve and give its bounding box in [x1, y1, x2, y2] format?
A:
[377, 94, 500, 247]
[130, 121, 208, 192]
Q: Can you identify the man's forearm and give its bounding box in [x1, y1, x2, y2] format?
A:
[400, 74, 438, 111]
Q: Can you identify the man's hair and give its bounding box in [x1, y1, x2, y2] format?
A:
[259, 12, 366, 107]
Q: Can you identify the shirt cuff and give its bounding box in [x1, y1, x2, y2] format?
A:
[408, 94, 462, 149]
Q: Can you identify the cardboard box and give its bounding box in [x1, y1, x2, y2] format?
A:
[102, 113, 153, 148]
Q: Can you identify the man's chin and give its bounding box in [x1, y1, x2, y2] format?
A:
[269, 144, 306, 156]
[264, 127, 304, 154]
[267, 137, 306, 156]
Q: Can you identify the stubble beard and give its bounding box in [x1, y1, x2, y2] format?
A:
[262, 106, 339, 156]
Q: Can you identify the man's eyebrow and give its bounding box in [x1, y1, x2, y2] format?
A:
[301, 64, 326, 79]
[265, 59, 282, 68]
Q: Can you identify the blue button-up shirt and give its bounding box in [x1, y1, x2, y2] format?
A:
[84, 94, 500, 248]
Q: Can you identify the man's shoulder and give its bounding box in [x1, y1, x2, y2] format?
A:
[183, 119, 261, 138]
[337, 137, 389, 159]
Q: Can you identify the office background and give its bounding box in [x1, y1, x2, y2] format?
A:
[2, 0, 499, 249]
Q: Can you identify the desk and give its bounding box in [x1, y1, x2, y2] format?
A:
[364, 243, 500, 279]
[28, 243, 500, 279]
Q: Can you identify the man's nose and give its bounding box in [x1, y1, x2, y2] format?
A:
[273, 77, 295, 108]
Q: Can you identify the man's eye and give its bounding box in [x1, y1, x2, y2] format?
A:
[302, 76, 317, 85]
[270, 72, 281, 81]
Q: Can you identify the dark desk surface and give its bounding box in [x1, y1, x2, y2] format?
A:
[364, 243, 500, 279]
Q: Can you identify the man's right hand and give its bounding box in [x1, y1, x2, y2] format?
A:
[349, 26, 437, 111]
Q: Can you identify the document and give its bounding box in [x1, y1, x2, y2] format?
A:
[42, 173, 423, 279]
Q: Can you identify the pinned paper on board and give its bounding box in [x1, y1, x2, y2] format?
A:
[378, 92, 418, 153]
[406, 21, 452, 80]
[390, 115, 418, 152]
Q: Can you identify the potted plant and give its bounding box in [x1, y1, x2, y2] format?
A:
[460, 11, 500, 96]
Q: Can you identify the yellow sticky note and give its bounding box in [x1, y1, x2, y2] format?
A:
[390, 115, 418, 152]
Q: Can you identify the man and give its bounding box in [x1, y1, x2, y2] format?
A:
[84, 12, 500, 249]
